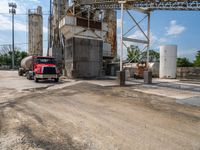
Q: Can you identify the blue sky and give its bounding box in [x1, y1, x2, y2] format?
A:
[0, 0, 49, 55]
[117, 10, 200, 60]
[0, 0, 200, 60]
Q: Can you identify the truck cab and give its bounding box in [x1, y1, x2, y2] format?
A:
[33, 56, 59, 82]
[18, 56, 60, 82]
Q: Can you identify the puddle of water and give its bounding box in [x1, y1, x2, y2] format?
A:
[176, 96, 200, 107]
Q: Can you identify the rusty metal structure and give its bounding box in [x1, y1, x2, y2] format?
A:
[48, 0, 117, 77]
[48, 0, 200, 77]
[28, 6, 43, 56]
[49, 0, 117, 57]
[76, 0, 200, 10]
[48, 0, 67, 67]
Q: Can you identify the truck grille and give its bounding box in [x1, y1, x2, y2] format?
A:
[43, 67, 56, 74]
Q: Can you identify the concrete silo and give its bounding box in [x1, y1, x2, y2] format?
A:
[28, 6, 43, 56]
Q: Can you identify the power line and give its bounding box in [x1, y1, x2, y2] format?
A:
[0, 40, 48, 47]
[0, 12, 50, 16]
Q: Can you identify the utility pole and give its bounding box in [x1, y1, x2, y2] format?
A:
[8, 2, 17, 69]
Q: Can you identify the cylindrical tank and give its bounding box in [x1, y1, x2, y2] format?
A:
[159, 45, 177, 79]
[28, 6, 43, 56]
[21, 56, 33, 70]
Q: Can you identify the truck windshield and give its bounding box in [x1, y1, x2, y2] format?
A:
[35, 58, 56, 64]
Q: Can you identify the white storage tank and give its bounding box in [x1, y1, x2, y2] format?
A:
[159, 45, 177, 79]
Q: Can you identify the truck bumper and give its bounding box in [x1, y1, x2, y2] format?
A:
[35, 74, 58, 79]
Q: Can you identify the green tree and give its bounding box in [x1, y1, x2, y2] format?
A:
[142, 50, 160, 62]
[15, 51, 28, 66]
[0, 45, 28, 67]
[0, 53, 12, 66]
[127, 45, 141, 63]
[193, 51, 200, 67]
[127, 45, 159, 63]
[177, 57, 193, 67]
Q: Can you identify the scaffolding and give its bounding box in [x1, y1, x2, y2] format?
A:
[74, 0, 200, 71]
[49, 0, 200, 75]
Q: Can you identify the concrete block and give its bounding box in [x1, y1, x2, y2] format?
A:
[144, 71, 152, 84]
[117, 71, 125, 86]
[64, 37, 103, 78]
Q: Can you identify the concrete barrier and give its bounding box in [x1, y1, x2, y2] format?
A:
[177, 67, 200, 79]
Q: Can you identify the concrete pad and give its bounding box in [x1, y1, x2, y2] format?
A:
[134, 87, 200, 100]
[0, 71, 69, 92]
[176, 96, 200, 107]
[47, 80, 83, 90]
[86, 80, 140, 87]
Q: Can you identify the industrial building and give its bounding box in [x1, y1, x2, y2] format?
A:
[26, 0, 200, 80]
[48, 0, 116, 78]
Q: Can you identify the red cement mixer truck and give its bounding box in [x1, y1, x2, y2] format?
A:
[18, 56, 60, 82]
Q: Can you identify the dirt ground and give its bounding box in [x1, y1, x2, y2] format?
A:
[0, 71, 200, 150]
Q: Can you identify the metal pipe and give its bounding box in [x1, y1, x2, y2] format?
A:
[9, 3, 17, 69]
[88, 7, 90, 29]
[119, 1, 126, 71]
[147, 12, 150, 68]
[12, 13, 14, 69]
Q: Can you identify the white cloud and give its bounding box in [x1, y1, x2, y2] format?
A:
[0, 15, 27, 32]
[0, 0, 9, 13]
[0, 0, 47, 33]
[0, 14, 48, 33]
[43, 27, 48, 33]
[127, 30, 157, 45]
[0, 0, 32, 14]
[0, 38, 5, 42]
[166, 20, 186, 36]
[117, 30, 159, 59]
[158, 37, 168, 43]
[0, 0, 43, 17]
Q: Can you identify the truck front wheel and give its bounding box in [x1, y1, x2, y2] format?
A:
[27, 74, 31, 80]
[34, 77, 39, 83]
[18, 68, 23, 76]
[54, 78, 59, 82]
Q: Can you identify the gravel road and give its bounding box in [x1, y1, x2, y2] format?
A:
[0, 71, 200, 150]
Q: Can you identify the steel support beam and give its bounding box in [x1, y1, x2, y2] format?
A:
[123, 37, 148, 44]
[147, 12, 150, 68]
[126, 10, 149, 41]
[119, 1, 126, 71]
[122, 10, 151, 65]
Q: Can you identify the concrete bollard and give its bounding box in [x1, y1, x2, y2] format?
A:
[144, 70, 152, 84]
[117, 71, 125, 86]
